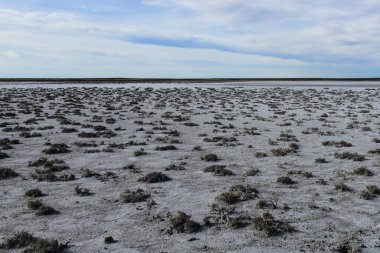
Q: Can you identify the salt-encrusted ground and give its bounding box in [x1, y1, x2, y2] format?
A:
[1, 85, 380, 252]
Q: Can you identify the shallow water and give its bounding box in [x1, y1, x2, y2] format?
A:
[1, 81, 380, 90]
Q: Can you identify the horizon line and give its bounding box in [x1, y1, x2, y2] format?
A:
[1, 77, 380, 83]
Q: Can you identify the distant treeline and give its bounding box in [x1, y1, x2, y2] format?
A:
[0, 78, 380, 83]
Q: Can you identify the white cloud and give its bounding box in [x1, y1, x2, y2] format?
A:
[0, 1, 379, 77]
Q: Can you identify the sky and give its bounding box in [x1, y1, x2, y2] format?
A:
[0, 0, 380, 78]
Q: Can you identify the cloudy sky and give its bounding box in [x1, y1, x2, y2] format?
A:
[0, 0, 379, 78]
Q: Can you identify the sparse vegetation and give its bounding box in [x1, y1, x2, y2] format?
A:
[204, 165, 233, 176]
[335, 183, 351, 192]
[25, 188, 43, 198]
[335, 152, 365, 161]
[134, 148, 147, 156]
[353, 167, 373, 176]
[201, 153, 219, 162]
[216, 184, 258, 204]
[322, 141, 352, 147]
[277, 176, 296, 185]
[0, 167, 18, 179]
[121, 188, 150, 203]
[155, 145, 177, 151]
[42, 143, 70, 154]
[75, 185, 91, 196]
[168, 211, 201, 234]
[252, 212, 294, 237]
[138, 172, 171, 183]
[0, 232, 65, 252]
[0, 151, 9, 159]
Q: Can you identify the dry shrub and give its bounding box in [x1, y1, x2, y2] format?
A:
[360, 185, 380, 200]
[0, 232, 65, 252]
[169, 211, 201, 234]
[335, 152, 365, 161]
[121, 189, 150, 203]
[25, 188, 43, 198]
[322, 141, 352, 147]
[204, 165, 232, 176]
[216, 184, 258, 204]
[201, 154, 219, 162]
[335, 183, 351, 192]
[353, 167, 373, 176]
[138, 172, 171, 183]
[75, 186, 91, 196]
[277, 176, 296, 185]
[252, 212, 294, 237]
[0, 167, 18, 179]
[42, 143, 70, 154]
[155, 145, 177, 151]
[0, 151, 9, 159]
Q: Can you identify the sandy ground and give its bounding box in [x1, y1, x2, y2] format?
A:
[1, 86, 380, 253]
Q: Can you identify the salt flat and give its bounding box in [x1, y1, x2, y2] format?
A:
[1, 84, 380, 252]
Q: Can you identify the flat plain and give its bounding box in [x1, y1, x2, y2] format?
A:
[1, 84, 380, 252]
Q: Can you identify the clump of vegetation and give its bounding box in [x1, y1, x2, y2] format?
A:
[255, 152, 267, 158]
[80, 168, 100, 178]
[19, 132, 42, 138]
[216, 184, 258, 204]
[104, 236, 115, 244]
[203, 136, 237, 143]
[77, 132, 98, 138]
[277, 132, 298, 142]
[138, 172, 171, 183]
[287, 170, 313, 178]
[168, 211, 201, 234]
[78, 130, 117, 138]
[277, 176, 296, 185]
[122, 164, 141, 173]
[36, 205, 60, 216]
[0, 138, 19, 149]
[322, 141, 352, 147]
[316, 179, 327, 185]
[165, 164, 185, 171]
[0, 151, 9, 159]
[42, 143, 70, 154]
[155, 145, 177, 151]
[201, 154, 219, 162]
[289, 143, 300, 152]
[28, 157, 65, 168]
[25, 188, 43, 198]
[192, 145, 202, 151]
[335, 183, 351, 192]
[244, 168, 260, 176]
[252, 212, 294, 237]
[27, 199, 43, 210]
[30, 170, 75, 182]
[368, 149, 380, 155]
[271, 148, 292, 156]
[334, 152, 365, 161]
[121, 188, 150, 203]
[0, 167, 18, 179]
[315, 158, 328, 163]
[27, 200, 59, 216]
[134, 148, 147, 157]
[256, 199, 277, 209]
[335, 242, 360, 253]
[0, 231, 66, 252]
[360, 185, 380, 200]
[61, 127, 77, 133]
[204, 165, 233, 176]
[353, 167, 373, 176]
[75, 186, 91, 196]
[74, 141, 98, 147]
